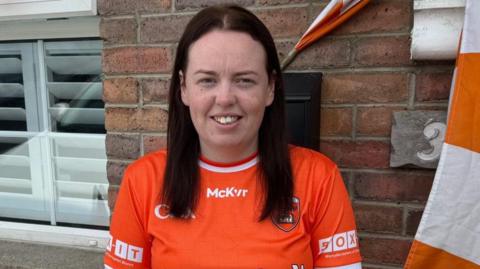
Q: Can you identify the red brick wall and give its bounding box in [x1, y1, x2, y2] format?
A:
[99, 0, 454, 268]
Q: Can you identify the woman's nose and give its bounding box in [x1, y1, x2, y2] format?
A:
[215, 82, 236, 106]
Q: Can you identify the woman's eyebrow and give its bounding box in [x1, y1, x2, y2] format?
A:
[234, 71, 259, 77]
[193, 70, 217, 75]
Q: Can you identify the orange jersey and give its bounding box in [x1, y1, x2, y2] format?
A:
[104, 146, 362, 269]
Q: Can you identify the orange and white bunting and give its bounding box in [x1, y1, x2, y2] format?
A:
[404, 1, 480, 268]
[281, 0, 370, 70]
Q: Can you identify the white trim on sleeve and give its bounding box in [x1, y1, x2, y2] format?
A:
[315, 262, 362, 269]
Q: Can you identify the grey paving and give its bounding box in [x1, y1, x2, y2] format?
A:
[0, 240, 104, 269]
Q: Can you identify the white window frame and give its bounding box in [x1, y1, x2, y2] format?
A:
[0, 0, 96, 21]
[0, 221, 109, 250]
[0, 2, 108, 249]
[411, 0, 466, 60]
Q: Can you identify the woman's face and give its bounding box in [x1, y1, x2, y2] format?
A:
[180, 30, 274, 162]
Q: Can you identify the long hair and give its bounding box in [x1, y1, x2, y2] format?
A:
[164, 5, 293, 220]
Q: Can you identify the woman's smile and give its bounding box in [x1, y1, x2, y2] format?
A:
[211, 115, 241, 125]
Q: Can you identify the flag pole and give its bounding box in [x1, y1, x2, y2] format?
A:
[280, 0, 370, 70]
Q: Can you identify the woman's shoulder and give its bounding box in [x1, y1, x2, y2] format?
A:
[289, 145, 337, 170]
[120, 149, 167, 200]
[125, 149, 168, 177]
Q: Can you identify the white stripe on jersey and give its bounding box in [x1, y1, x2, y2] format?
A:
[199, 156, 258, 173]
[315, 262, 362, 269]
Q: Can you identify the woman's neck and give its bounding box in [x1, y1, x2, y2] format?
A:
[199, 142, 258, 164]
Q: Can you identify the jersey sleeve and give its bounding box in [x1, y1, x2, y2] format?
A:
[310, 164, 362, 268]
[104, 166, 152, 269]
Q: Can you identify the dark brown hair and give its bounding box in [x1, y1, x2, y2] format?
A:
[164, 5, 293, 220]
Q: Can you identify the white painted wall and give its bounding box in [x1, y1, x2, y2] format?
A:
[0, 0, 96, 21]
[412, 0, 466, 60]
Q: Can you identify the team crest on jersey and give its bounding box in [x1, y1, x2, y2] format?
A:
[272, 197, 300, 232]
[154, 204, 196, 220]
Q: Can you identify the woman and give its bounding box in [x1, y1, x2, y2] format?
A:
[104, 5, 361, 269]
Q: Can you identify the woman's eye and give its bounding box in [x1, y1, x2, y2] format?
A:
[198, 78, 216, 87]
[235, 78, 255, 88]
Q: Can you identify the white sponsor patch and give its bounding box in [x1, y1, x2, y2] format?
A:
[206, 187, 248, 198]
[319, 230, 358, 254]
[107, 234, 144, 263]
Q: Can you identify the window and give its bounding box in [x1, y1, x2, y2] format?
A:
[0, 39, 109, 228]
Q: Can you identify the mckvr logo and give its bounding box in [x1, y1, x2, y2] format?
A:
[206, 187, 248, 198]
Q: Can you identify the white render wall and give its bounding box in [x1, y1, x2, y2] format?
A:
[411, 0, 466, 60]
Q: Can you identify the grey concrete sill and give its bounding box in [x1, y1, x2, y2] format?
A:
[0, 240, 104, 269]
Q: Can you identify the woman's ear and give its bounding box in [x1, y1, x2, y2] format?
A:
[266, 71, 276, 106]
[179, 70, 189, 106]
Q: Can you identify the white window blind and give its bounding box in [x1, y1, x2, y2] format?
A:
[0, 40, 109, 228]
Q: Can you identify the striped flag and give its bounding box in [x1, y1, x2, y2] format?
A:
[404, 0, 480, 268]
[281, 0, 370, 70]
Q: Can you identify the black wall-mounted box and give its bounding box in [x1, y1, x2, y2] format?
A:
[284, 72, 322, 151]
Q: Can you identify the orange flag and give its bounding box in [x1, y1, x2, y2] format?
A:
[404, 0, 480, 268]
[281, 0, 370, 70]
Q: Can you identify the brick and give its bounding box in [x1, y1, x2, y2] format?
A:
[98, 0, 136, 16]
[353, 203, 403, 234]
[319, 140, 390, 169]
[331, 0, 412, 35]
[340, 171, 352, 195]
[107, 160, 131, 185]
[98, 0, 171, 16]
[139, 0, 172, 14]
[100, 18, 137, 45]
[140, 15, 193, 43]
[415, 71, 453, 102]
[363, 266, 403, 269]
[354, 36, 412, 67]
[106, 133, 140, 159]
[356, 106, 407, 137]
[320, 107, 353, 136]
[143, 135, 167, 154]
[414, 105, 448, 111]
[103, 77, 139, 104]
[406, 209, 424, 236]
[277, 39, 351, 70]
[255, 7, 309, 39]
[108, 185, 120, 211]
[362, 267, 399, 269]
[360, 237, 412, 265]
[322, 73, 409, 104]
[105, 107, 168, 131]
[353, 172, 434, 202]
[103, 47, 172, 74]
[257, 0, 308, 5]
[141, 78, 170, 103]
[175, 0, 254, 10]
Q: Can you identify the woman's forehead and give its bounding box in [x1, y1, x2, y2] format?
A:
[186, 30, 267, 73]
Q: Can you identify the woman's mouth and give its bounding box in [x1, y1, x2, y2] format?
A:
[212, 116, 241, 125]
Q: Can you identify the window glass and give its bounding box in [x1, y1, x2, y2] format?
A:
[0, 137, 31, 194]
[0, 53, 26, 131]
[0, 40, 109, 228]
